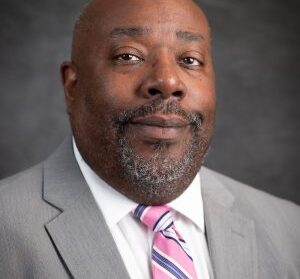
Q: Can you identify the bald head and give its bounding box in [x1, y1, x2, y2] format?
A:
[71, 0, 210, 65]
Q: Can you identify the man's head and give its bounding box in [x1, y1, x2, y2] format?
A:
[61, 0, 216, 205]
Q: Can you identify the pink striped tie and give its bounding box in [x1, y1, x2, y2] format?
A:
[133, 205, 198, 279]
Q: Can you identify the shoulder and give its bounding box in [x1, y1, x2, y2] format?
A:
[202, 167, 300, 272]
[0, 163, 64, 276]
[201, 167, 300, 235]
[202, 167, 300, 276]
[0, 162, 58, 224]
[0, 163, 43, 201]
[202, 166, 300, 213]
[0, 137, 72, 202]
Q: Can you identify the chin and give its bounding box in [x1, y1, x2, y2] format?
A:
[116, 144, 205, 205]
[123, 177, 194, 205]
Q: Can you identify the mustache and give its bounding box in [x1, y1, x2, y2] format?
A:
[113, 99, 203, 131]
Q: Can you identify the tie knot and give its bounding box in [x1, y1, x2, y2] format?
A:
[133, 205, 174, 232]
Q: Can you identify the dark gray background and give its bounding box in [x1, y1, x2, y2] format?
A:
[0, 0, 299, 204]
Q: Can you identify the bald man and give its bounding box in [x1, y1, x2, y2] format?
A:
[0, 0, 299, 278]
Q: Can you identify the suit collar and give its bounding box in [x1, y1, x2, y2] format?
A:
[201, 167, 258, 279]
[43, 138, 130, 279]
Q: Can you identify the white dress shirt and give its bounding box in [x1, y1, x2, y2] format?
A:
[73, 139, 214, 279]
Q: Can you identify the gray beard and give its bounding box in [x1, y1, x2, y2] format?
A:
[113, 99, 208, 202]
[118, 133, 199, 185]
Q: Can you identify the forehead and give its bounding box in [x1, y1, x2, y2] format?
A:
[85, 0, 209, 39]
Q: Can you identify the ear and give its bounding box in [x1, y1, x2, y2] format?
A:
[60, 61, 78, 114]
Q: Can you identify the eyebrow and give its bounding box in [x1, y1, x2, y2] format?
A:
[176, 30, 205, 42]
[109, 27, 205, 42]
[110, 27, 152, 38]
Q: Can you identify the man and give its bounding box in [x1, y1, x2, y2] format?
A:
[0, 0, 299, 278]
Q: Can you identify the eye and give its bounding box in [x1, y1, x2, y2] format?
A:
[181, 57, 203, 66]
[113, 53, 142, 63]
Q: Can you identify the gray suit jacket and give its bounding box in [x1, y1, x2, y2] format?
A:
[0, 138, 299, 279]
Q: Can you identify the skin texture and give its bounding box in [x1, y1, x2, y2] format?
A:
[61, 0, 216, 205]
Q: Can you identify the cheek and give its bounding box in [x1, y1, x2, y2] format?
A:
[91, 72, 141, 112]
[185, 78, 216, 116]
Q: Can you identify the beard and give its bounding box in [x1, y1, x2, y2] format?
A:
[112, 99, 211, 204]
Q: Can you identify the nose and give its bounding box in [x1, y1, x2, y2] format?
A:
[139, 58, 186, 101]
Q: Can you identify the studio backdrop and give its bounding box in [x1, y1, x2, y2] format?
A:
[0, 0, 299, 204]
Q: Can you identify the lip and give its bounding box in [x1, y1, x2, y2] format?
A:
[130, 115, 190, 128]
[128, 115, 191, 142]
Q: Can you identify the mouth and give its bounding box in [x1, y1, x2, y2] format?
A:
[127, 114, 191, 142]
[130, 115, 190, 127]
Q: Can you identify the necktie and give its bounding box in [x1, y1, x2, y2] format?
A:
[133, 204, 198, 279]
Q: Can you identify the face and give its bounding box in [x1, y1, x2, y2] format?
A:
[62, 0, 216, 205]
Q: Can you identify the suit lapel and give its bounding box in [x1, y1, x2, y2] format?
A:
[201, 168, 258, 279]
[43, 138, 130, 279]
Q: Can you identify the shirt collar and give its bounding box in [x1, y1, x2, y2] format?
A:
[168, 174, 204, 232]
[73, 138, 204, 232]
